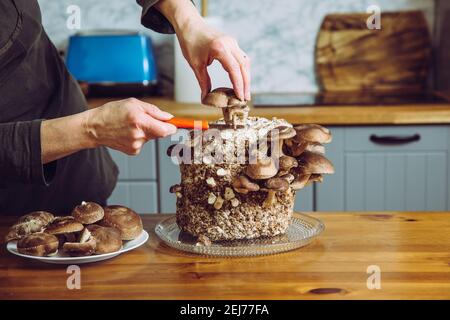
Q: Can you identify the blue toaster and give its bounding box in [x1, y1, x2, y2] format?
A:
[66, 31, 158, 96]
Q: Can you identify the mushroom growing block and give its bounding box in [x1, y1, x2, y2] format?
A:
[172, 87, 334, 243]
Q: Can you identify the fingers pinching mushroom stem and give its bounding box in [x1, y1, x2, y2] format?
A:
[202, 87, 249, 129]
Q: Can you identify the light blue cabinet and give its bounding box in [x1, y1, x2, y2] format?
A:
[294, 184, 313, 212]
[316, 126, 449, 211]
[107, 141, 159, 213]
[108, 181, 158, 213]
[108, 141, 157, 180]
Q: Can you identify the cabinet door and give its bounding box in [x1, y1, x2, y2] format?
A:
[108, 181, 158, 213]
[344, 151, 447, 211]
[107, 142, 158, 213]
[317, 126, 449, 211]
[158, 131, 189, 213]
[315, 128, 345, 211]
[294, 184, 313, 212]
[108, 141, 157, 180]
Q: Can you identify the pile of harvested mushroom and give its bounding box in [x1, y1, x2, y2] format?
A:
[5, 203, 143, 257]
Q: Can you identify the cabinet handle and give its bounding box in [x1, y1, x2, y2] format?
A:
[369, 134, 421, 145]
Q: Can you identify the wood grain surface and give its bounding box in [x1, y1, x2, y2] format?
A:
[316, 11, 431, 92]
[1, 212, 450, 300]
[88, 97, 450, 126]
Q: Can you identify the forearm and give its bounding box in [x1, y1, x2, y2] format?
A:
[41, 111, 97, 164]
[154, 0, 202, 34]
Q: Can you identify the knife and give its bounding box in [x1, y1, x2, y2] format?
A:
[165, 117, 244, 130]
[165, 117, 209, 130]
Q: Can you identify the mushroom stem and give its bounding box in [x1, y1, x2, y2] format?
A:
[263, 190, 277, 208]
[222, 105, 249, 129]
[291, 174, 311, 190]
[222, 107, 231, 124]
[269, 138, 284, 160]
[277, 139, 284, 157]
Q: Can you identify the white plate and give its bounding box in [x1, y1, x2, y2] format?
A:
[6, 230, 149, 264]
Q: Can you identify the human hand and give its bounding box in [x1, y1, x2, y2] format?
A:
[84, 98, 177, 155]
[177, 18, 251, 101]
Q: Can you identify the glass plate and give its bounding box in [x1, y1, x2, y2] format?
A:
[155, 213, 324, 257]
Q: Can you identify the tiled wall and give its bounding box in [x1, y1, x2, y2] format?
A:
[38, 0, 435, 94]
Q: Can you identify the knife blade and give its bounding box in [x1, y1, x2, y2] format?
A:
[165, 117, 245, 130]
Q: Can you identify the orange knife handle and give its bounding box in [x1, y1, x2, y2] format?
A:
[166, 117, 209, 130]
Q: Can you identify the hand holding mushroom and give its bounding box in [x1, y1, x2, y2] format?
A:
[202, 87, 250, 129]
[155, 0, 250, 101]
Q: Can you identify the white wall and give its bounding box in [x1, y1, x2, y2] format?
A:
[38, 0, 435, 95]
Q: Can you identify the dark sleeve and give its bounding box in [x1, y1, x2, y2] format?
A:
[136, 0, 176, 34]
[0, 120, 57, 186]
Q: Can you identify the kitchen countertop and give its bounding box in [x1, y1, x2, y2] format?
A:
[88, 97, 450, 125]
[1, 212, 449, 300]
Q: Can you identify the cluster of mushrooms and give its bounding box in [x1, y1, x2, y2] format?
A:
[169, 87, 334, 209]
[232, 123, 334, 207]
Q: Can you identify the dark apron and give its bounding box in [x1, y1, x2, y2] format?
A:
[0, 0, 118, 215]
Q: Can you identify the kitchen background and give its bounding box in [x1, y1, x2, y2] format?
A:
[38, 0, 435, 95]
[36, 0, 450, 213]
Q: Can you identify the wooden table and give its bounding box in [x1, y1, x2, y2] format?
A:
[1, 212, 450, 300]
[88, 97, 450, 125]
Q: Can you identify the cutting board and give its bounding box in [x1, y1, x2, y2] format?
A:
[315, 11, 431, 92]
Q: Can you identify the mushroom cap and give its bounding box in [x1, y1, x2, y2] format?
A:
[285, 140, 326, 158]
[278, 155, 298, 172]
[265, 177, 290, 191]
[296, 151, 335, 174]
[45, 216, 84, 235]
[232, 176, 260, 194]
[71, 201, 104, 224]
[17, 233, 59, 257]
[306, 143, 325, 154]
[284, 141, 307, 157]
[293, 124, 332, 144]
[278, 173, 295, 184]
[267, 126, 297, 141]
[245, 157, 278, 180]
[202, 87, 246, 108]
